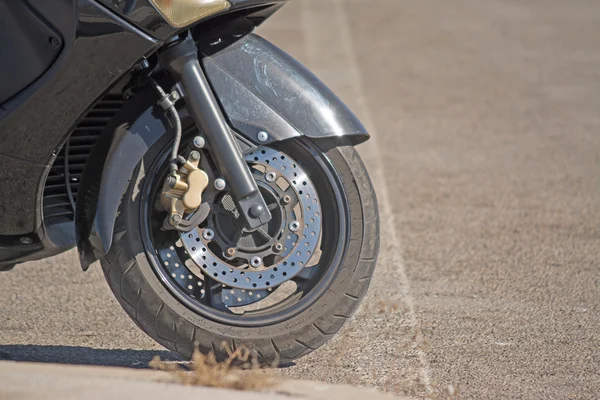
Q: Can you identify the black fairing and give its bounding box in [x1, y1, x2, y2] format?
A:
[0, 1, 64, 104]
[76, 33, 369, 269]
[0, 0, 157, 266]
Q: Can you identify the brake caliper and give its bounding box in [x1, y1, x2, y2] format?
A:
[159, 150, 209, 230]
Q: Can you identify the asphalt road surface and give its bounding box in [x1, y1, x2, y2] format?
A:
[1, 1, 599, 399]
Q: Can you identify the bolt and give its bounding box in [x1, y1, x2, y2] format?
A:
[249, 204, 264, 218]
[257, 131, 269, 142]
[202, 229, 215, 240]
[273, 243, 284, 253]
[214, 178, 226, 191]
[20, 237, 33, 245]
[193, 136, 205, 149]
[166, 176, 177, 188]
[189, 151, 200, 161]
[289, 221, 300, 232]
[250, 256, 262, 268]
[169, 214, 182, 226]
[225, 248, 236, 257]
[266, 171, 277, 182]
[49, 37, 60, 48]
[282, 195, 292, 205]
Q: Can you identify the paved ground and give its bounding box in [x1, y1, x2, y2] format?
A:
[0, 361, 409, 400]
[1, 1, 599, 399]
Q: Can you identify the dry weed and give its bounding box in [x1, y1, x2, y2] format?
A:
[149, 342, 276, 391]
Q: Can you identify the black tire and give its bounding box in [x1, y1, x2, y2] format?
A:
[101, 138, 379, 364]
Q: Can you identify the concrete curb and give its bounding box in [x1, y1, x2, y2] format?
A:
[0, 361, 412, 400]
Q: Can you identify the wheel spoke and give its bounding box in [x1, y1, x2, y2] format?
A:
[292, 266, 318, 290]
[256, 227, 272, 241]
[205, 276, 228, 311]
[283, 187, 300, 208]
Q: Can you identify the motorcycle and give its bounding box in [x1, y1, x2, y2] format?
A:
[0, 0, 379, 364]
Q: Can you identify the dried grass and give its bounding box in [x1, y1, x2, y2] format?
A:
[149, 342, 276, 391]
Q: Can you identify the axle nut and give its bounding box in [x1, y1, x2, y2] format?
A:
[249, 204, 264, 218]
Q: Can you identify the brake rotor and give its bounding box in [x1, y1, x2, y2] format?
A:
[180, 146, 322, 291]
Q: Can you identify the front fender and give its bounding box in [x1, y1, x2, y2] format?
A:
[77, 34, 370, 270]
[202, 34, 369, 144]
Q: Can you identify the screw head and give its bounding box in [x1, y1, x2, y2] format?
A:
[266, 171, 277, 182]
[282, 195, 292, 205]
[202, 229, 215, 240]
[189, 151, 200, 161]
[166, 176, 177, 188]
[169, 214, 182, 226]
[214, 178, 226, 191]
[250, 256, 262, 268]
[289, 221, 300, 232]
[257, 131, 269, 142]
[273, 243, 284, 253]
[225, 248, 236, 257]
[49, 37, 60, 48]
[193, 136, 205, 149]
[249, 204, 264, 218]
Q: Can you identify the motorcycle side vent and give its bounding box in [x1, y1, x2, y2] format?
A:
[43, 94, 124, 223]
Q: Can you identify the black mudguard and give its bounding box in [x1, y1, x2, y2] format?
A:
[77, 33, 369, 270]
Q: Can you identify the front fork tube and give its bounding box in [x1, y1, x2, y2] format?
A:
[159, 36, 271, 230]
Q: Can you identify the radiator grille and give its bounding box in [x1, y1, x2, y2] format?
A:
[43, 94, 124, 223]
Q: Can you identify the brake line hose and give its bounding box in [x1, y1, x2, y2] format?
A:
[151, 79, 182, 173]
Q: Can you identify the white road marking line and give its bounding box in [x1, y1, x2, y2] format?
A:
[300, 0, 434, 393]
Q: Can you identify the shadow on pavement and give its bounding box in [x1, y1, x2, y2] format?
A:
[0, 345, 182, 368]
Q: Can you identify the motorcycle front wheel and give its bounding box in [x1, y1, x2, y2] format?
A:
[101, 135, 379, 364]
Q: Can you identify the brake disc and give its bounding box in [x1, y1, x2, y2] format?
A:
[180, 146, 322, 291]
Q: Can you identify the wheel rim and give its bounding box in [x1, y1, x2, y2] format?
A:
[140, 138, 350, 327]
